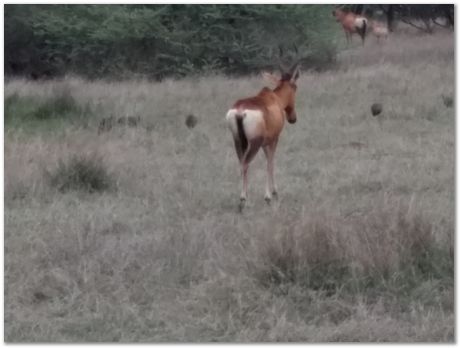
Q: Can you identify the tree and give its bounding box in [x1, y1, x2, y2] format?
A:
[5, 4, 339, 80]
[375, 4, 453, 33]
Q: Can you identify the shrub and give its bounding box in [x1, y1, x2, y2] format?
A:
[47, 153, 114, 193]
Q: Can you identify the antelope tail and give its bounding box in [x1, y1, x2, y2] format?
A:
[357, 18, 367, 43]
[236, 113, 248, 154]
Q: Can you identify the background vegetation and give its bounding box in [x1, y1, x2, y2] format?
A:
[346, 4, 454, 32]
[5, 4, 454, 81]
[5, 4, 338, 80]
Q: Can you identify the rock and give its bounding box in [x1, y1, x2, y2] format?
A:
[98, 116, 114, 134]
[371, 103, 383, 116]
[442, 95, 453, 108]
[127, 116, 140, 127]
[185, 114, 198, 129]
[117, 116, 140, 127]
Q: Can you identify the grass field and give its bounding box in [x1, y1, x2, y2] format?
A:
[4, 29, 455, 342]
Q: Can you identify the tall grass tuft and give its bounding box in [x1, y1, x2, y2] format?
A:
[256, 207, 453, 298]
[47, 153, 114, 193]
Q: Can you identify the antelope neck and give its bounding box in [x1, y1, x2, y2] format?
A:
[273, 83, 292, 109]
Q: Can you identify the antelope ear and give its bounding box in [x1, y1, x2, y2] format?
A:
[262, 72, 279, 86]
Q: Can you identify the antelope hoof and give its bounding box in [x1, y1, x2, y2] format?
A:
[272, 191, 278, 199]
[239, 198, 246, 212]
[265, 196, 271, 205]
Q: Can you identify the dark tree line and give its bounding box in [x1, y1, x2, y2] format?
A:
[5, 4, 337, 80]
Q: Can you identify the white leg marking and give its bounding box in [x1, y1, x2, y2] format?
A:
[241, 161, 249, 201]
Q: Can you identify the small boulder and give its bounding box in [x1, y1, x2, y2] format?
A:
[185, 114, 198, 129]
[117, 115, 140, 127]
[442, 95, 453, 108]
[98, 116, 114, 134]
[127, 116, 141, 127]
[371, 103, 383, 116]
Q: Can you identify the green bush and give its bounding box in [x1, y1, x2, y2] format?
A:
[5, 4, 339, 80]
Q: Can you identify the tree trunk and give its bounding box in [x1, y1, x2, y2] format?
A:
[444, 5, 454, 27]
[387, 5, 394, 32]
[354, 4, 364, 15]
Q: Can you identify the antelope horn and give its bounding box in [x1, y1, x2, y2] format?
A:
[290, 62, 301, 76]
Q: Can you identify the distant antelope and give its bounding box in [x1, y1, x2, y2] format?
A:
[332, 8, 368, 45]
[370, 20, 389, 41]
[226, 61, 300, 211]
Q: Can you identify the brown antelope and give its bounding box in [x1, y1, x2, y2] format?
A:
[226, 62, 300, 211]
[332, 8, 368, 45]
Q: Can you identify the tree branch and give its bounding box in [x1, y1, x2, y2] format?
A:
[400, 17, 431, 32]
[432, 18, 449, 28]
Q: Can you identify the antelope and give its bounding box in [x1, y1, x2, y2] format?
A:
[332, 8, 368, 45]
[370, 20, 389, 41]
[225, 61, 300, 211]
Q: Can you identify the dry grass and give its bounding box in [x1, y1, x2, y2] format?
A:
[4, 30, 454, 342]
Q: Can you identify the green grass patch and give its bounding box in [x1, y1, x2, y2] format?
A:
[5, 88, 91, 132]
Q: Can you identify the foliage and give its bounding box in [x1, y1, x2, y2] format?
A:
[356, 4, 454, 33]
[5, 4, 338, 80]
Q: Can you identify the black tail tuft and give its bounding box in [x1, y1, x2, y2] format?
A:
[358, 20, 367, 44]
[236, 115, 248, 154]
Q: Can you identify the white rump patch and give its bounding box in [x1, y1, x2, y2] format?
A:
[242, 110, 264, 139]
[226, 108, 264, 140]
[354, 17, 368, 29]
